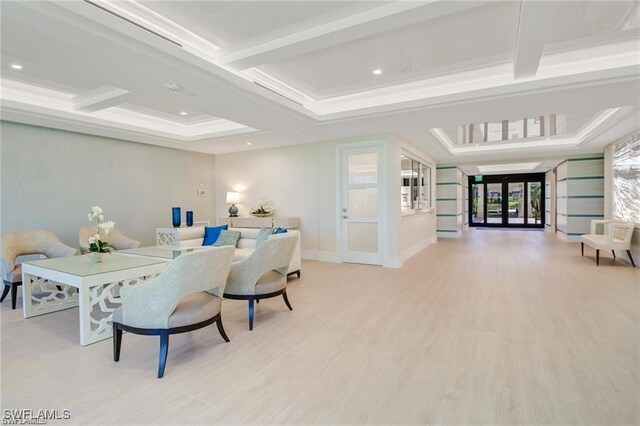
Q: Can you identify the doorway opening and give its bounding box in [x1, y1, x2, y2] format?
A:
[469, 173, 545, 228]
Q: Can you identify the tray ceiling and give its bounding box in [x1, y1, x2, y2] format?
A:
[1, 0, 638, 162]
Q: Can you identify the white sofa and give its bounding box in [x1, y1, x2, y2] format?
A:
[161, 226, 301, 277]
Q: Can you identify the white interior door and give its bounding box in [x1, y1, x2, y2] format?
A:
[341, 146, 383, 265]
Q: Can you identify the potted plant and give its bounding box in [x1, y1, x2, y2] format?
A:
[249, 197, 275, 217]
[86, 206, 115, 262]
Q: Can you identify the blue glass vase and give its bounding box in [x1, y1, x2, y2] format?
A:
[186, 211, 193, 227]
[172, 207, 181, 227]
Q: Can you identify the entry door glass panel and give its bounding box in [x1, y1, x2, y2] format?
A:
[348, 153, 378, 184]
[472, 184, 485, 224]
[508, 182, 525, 224]
[486, 183, 502, 224]
[528, 182, 542, 224]
[348, 188, 378, 217]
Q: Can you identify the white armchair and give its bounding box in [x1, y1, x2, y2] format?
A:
[1, 229, 77, 309]
[112, 246, 235, 378]
[580, 220, 636, 267]
[224, 233, 299, 330]
[79, 226, 140, 253]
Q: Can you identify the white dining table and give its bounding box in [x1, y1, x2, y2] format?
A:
[22, 253, 169, 346]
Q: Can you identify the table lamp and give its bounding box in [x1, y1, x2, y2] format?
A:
[226, 192, 240, 217]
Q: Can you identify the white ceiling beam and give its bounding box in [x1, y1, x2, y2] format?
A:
[220, 1, 494, 70]
[72, 85, 131, 112]
[513, 0, 557, 80]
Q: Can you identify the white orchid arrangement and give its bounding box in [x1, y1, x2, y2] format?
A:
[87, 206, 115, 253]
[249, 196, 275, 216]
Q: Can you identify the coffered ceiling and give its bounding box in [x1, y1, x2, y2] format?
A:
[1, 0, 639, 164]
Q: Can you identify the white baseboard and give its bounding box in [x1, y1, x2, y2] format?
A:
[437, 231, 461, 238]
[398, 239, 433, 264]
[383, 257, 402, 269]
[317, 251, 340, 263]
[558, 233, 581, 242]
[300, 250, 318, 260]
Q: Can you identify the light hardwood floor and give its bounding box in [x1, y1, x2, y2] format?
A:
[1, 230, 639, 425]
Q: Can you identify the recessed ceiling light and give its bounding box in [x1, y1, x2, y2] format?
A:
[246, 142, 252, 146]
[545, 137, 551, 140]
[179, 111, 187, 116]
[474, 144, 479, 147]
[373, 69, 382, 75]
[11, 64, 22, 70]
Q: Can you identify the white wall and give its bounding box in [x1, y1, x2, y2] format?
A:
[545, 170, 555, 233]
[556, 157, 605, 242]
[395, 137, 437, 264]
[1, 121, 216, 248]
[214, 142, 322, 258]
[215, 134, 436, 267]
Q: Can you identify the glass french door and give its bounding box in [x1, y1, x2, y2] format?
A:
[508, 182, 525, 225]
[486, 183, 503, 224]
[469, 174, 545, 228]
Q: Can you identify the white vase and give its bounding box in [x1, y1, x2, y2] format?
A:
[88, 252, 106, 263]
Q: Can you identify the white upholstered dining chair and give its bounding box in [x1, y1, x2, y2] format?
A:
[78, 226, 140, 253]
[580, 220, 636, 267]
[223, 233, 298, 330]
[112, 246, 235, 378]
[1, 229, 78, 309]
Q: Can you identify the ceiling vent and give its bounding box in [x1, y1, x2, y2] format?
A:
[83, 0, 183, 48]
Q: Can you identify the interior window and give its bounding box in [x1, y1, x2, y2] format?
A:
[401, 154, 432, 211]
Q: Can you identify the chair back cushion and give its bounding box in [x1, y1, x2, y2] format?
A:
[2, 230, 77, 278]
[79, 226, 140, 252]
[611, 222, 635, 243]
[225, 233, 299, 296]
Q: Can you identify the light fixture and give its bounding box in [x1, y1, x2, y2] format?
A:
[545, 137, 551, 141]
[373, 69, 382, 75]
[10, 64, 22, 70]
[246, 142, 252, 146]
[179, 111, 187, 116]
[226, 192, 240, 217]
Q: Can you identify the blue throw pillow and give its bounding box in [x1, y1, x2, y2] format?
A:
[202, 225, 228, 246]
[273, 227, 288, 234]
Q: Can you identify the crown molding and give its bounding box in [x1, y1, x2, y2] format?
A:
[0, 78, 255, 142]
[428, 107, 634, 158]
